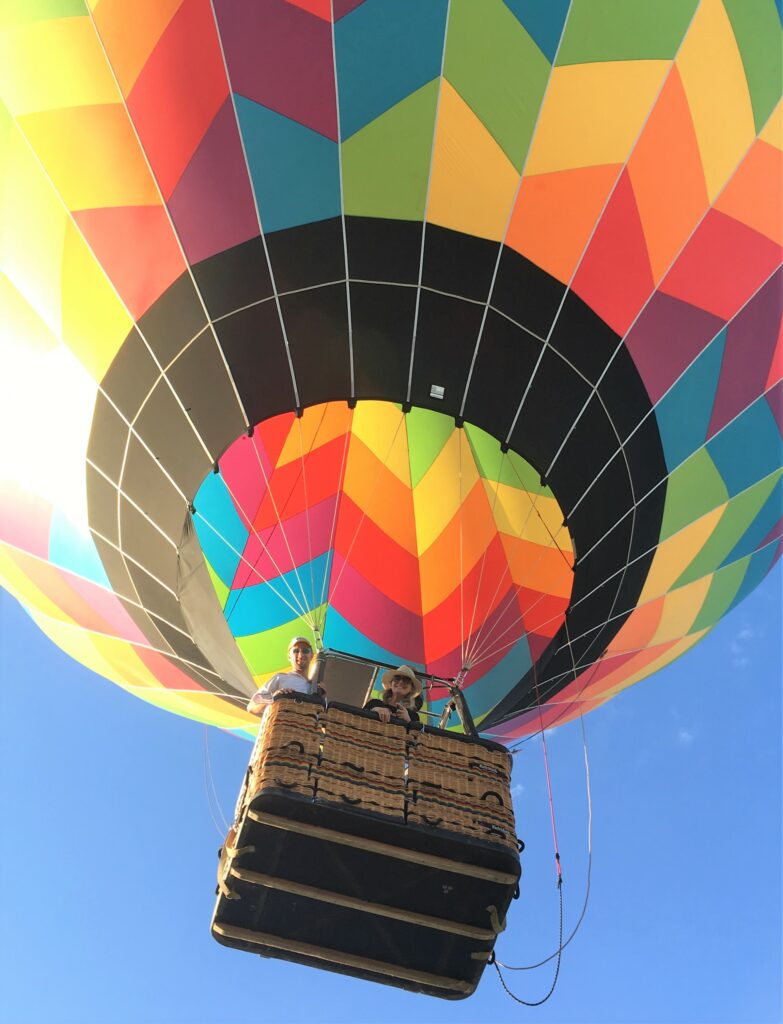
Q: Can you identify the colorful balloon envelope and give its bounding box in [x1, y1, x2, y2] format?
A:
[0, 0, 780, 740]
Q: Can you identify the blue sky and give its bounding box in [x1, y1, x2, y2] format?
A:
[0, 565, 780, 1024]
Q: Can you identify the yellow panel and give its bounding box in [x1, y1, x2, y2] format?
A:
[427, 80, 520, 242]
[759, 98, 782, 149]
[1, 115, 68, 338]
[26, 606, 136, 685]
[525, 60, 670, 175]
[0, 16, 119, 117]
[649, 576, 713, 646]
[0, 274, 59, 355]
[60, 218, 134, 380]
[17, 103, 160, 209]
[485, 480, 572, 551]
[639, 505, 725, 602]
[0, 547, 70, 623]
[276, 401, 353, 467]
[676, 0, 756, 201]
[135, 686, 254, 729]
[351, 401, 411, 487]
[413, 430, 479, 555]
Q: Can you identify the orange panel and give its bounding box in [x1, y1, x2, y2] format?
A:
[714, 139, 783, 247]
[507, 164, 620, 284]
[628, 66, 709, 284]
[607, 597, 665, 653]
[92, 0, 184, 96]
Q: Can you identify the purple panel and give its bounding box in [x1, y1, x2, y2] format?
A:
[214, 0, 337, 140]
[168, 98, 259, 264]
[759, 516, 782, 550]
[333, 0, 367, 18]
[237, 493, 338, 583]
[707, 268, 783, 439]
[625, 292, 725, 405]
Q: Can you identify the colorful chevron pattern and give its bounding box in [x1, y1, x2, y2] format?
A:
[0, 0, 780, 739]
[193, 403, 573, 725]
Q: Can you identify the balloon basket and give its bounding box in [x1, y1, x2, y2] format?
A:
[211, 693, 521, 998]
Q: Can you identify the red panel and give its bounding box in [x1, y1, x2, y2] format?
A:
[333, 495, 422, 616]
[572, 169, 655, 336]
[127, 0, 229, 199]
[253, 434, 346, 530]
[74, 205, 186, 319]
[134, 645, 205, 690]
[286, 0, 331, 19]
[661, 209, 783, 321]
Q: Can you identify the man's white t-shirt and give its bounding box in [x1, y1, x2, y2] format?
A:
[247, 671, 315, 710]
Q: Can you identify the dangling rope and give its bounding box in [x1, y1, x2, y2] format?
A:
[497, 616, 596, 982]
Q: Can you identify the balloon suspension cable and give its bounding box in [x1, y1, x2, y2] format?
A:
[203, 725, 229, 838]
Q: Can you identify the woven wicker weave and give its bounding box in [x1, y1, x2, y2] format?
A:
[242, 700, 518, 850]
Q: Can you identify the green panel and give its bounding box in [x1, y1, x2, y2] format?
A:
[723, 0, 783, 132]
[688, 557, 748, 633]
[405, 406, 455, 487]
[465, 423, 552, 495]
[660, 448, 729, 541]
[342, 79, 438, 220]
[673, 471, 780, 588]
[1, 0, 86, 24]
[443, 0, 550, 170]
[236, 607, 326, 676]
[556, 0, 698, 65]
[205, 558, 229, 611]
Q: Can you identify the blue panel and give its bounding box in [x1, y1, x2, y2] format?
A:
[722, 474, 783, 566]
[193, 474, 248, 587]
[727, 542, 779, 612]
[335, 0, 448, 139]
[236, 97, 341, 232]
[322, 606, 421, 669]
[48, 509, 111, 588]
[707, 396, 783, 498]
[225, 552, 331, 636]
[655, 329, 726, 471]
[464, 637, 532, 722]
[503, 0, 569, 62]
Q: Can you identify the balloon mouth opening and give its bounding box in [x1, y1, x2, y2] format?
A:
[187, 400, 575, 710]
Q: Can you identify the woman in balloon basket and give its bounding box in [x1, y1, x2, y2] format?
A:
[364, 665, 422, 724]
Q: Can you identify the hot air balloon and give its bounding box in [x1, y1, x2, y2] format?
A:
[1, 0, 781, 999]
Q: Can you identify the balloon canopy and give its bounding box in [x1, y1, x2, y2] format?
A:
[0, 0, 780, 740]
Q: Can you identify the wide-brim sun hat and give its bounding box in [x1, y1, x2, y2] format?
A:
[380, 665, 422, 698]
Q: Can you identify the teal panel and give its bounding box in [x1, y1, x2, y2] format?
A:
[236, 97, 341, 232]
[503, 0, 570, 63]
[656, 329, 726, 471]
[48, 509, 111, 588]
[464, 637, 532, 723]
[722, 476, 783, 566]
[335, 0, 448, 140]
[193, 474, 248, 587]
[225, 552, 330, 636]
[706, 397, 783, 498]
[727, 541, 780, 611]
